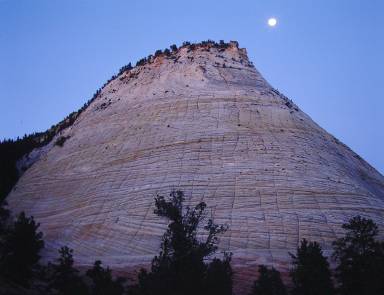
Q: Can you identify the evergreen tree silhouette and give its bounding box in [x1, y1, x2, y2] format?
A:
[204, 253, 233, 295]
[170, 44, 177, 52]
[332, 216, 384, 295]
[249, 265, 287, 295]
[0, 212, 44, 286]
[290, 239, 334, 295]
[135, 190, 231, 295]
[86, 260, 125, 295]
[0, 200, 9, 233]
[46, 246, 88, 295]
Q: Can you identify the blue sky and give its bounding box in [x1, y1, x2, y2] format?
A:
[0, 0, 383, 174]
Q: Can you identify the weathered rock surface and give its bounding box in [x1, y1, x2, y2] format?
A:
[7, 42, 384, 294]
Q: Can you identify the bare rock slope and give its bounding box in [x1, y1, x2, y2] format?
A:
[7, 41, 384, 293]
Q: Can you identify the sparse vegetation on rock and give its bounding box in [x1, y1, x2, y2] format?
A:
[154, 49, 163, 57]
[170, 44, 177, 52]
[118, 62, 132, 75]
[55, 136, 70, 147]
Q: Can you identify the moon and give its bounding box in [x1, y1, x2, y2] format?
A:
[268, 18, 277, 27]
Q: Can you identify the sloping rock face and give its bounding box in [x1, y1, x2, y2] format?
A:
[7, 42, 384, 294]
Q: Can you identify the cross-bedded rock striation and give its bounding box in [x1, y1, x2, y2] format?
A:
[7, 41, 384, 294]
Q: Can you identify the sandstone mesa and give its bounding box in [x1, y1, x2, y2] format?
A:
[7, 41, 384, 294]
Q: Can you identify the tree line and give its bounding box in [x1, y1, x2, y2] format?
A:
[0, 191, 383, 295]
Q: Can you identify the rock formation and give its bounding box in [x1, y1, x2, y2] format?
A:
[7, 41, 384, 294]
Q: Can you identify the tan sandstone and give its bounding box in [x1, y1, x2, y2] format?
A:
[7, 42, 384, 294]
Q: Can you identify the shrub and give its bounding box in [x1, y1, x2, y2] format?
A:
[55, 136, 69, 147]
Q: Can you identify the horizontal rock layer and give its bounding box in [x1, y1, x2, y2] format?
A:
[7, 42, 384, 294]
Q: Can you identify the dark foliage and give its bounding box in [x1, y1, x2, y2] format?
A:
[0, 201, 9, 233]
[135, 190, 232, 295]
[118, 62, 133, 75]
[290, 239, 334, 295]
[189, 43, 196, 51]
[154, 49, 163, 57]
[46, 246, 88, 295]
[250, 265, 287, 295]
[86, 260, 125, 295]
[201, 40, 215, 46]
[55, 136, 70, 147]
[204, 253, 233, 295]
[0, 135, 42, 203]
[170, 44, 177, 52]
[136, 57, 147, 67]
[332, 216, 384, 295]
[0, 212, 44, 286]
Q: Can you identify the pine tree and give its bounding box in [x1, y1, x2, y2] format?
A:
[290, 239, 334, 295]
[86, 260, 125, 295]
[204, 253, 233, 295]
[136, 190, 231, 295]
[47, 246, 88, 295]
[0, 200, 9, 233]
[332, 216, 384, 295]
[170, 44, 178, 52]
[154, 49, 162, 57]
[0, 212, 44, 286]
[249, 265, 287, 295]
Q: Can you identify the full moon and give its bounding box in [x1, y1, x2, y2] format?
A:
[268, 18, 277, 27]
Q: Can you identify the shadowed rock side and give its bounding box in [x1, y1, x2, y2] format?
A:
[7, 42, 384, 294]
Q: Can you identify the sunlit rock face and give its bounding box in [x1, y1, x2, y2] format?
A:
[7, 42, 384, 294]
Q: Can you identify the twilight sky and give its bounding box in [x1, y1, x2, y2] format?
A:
[0, 0, 383, 174]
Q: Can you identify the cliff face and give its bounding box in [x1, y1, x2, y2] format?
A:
[7, 41, 384, 293]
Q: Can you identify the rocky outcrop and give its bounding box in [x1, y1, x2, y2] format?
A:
[7, 41, 384, 294]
